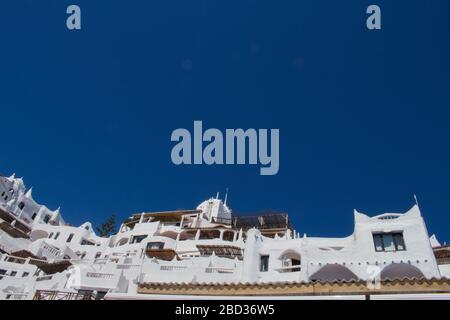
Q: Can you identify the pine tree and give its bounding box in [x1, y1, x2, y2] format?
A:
[96, 213, 117, 237]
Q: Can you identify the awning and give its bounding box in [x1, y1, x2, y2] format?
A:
[146, 249, 179, 261]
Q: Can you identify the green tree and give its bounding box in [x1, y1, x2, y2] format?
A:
[96, 213, 117, 237]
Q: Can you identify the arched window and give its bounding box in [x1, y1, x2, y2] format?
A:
[279, 250, 301, 272]
[116, 237, 129, 246]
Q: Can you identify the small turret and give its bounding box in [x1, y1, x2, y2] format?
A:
[25, 187, 33, 200]
[196, 196, 232, 223]
[50, 207, 62, 225]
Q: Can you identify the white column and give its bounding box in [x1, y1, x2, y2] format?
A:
[241, 228, 262, 282]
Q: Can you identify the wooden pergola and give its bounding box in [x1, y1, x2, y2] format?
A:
[196, 245, 243, 258]
[11, 250, 42, 260]
[434, 245, 450, 265]
[0, 222, 30, 239]
[0, 208, 31, 235]
[29, 259, 72, 274]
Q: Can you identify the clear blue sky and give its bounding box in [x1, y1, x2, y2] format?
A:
[1, 1, 449, 241]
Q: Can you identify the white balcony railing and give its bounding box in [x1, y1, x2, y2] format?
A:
[205, 267, 235, 274]
[160, 265, 187, 271]
[86, 272, 114, 279]
[275, 266, 301, 273]
[36, 275, 53, 281]
[6, 293, 29, 300]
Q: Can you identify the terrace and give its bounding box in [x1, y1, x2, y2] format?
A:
[434, 245, 450, 265]
[122, 209, 202, 229]
[0, 207, 31, 235]
[196, 244, 243, 259]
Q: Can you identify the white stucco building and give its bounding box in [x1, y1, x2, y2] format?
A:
[0, 173, 449, 300]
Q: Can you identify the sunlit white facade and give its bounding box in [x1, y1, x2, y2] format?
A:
[0, 173, 449, 300]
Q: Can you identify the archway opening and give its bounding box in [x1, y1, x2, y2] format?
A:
[279, 250, 301, 272]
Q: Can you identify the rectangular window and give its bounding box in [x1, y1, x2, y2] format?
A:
[22, 272, 30, 277]
[146, 242, 164, 250]
[43, 215, 50, 224]
[373, 234, 384, 252]
[80, 239, 95, 246]
[66, 233, 74, 243]
[383, 234, 395, 252]
[373, 232, 406, 252]
[10, 271, 17, 277]
[260, 255, 269, 272]
[31, 213, 37, 220]
[54, 232, 60, 240]
[394, 233, 406, 250]
[131, 235, 147, 244]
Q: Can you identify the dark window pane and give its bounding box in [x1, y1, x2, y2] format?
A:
[373, 234, 383, 252]
[260, 255, 269, 272]
[382, 234, 395, 252]
[394, 233, 406, 251]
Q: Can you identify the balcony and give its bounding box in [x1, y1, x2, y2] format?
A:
[33, 290, 95, 300]
[160, 265, 187, 271]
[434, 245, 450, 265]
[211, 217, 232, 225]
[205, 267, 235, 274]
[0, 222, 29, 239]
[5, 293, 29, 300]
[275, 266, 302, 273]
[146, 248, 179, 261]
[86, 272, 114, 279]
